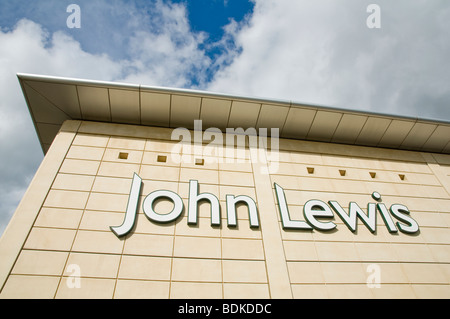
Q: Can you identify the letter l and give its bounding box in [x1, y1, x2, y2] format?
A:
[274, 183, 311, 230]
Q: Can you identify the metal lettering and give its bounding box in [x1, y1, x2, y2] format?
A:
[274, 183, 311, 230]
[303, 199, 336, 230]
[188, 179, 221, 226]
[143, 189, 184, 223]
[110, 173, 142, 237]
[226, 194, 260, 228]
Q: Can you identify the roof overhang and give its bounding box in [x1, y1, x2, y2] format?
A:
[17, 73, 450, 155]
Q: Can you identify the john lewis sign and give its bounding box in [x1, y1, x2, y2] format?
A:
[110, 173, 419, 237]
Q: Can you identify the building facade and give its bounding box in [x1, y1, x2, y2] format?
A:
[0, 74, 449, 298]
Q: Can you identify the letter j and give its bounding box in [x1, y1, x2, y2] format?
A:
[110, 173, 142, 237]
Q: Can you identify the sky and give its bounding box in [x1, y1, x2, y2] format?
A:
[0, 0, 449, 235]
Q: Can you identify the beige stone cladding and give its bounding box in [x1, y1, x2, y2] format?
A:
[274, 139, 450, 299]
[0, 119, 449, 299]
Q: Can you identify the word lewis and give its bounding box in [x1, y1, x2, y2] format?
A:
[275, 183, 419, 234]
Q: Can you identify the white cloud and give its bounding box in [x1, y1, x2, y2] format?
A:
[0, 1, 210, 235]
[1, 0, 449, 236]
[122, 1, 210, 87]
[208, 0, 450, 120]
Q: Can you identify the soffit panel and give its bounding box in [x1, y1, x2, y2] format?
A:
[378, 119, 415, 148]
[25, 80, 81, 118]
[23, 83, 71, 125]
[170, 95, 201, 129]
[256, 104, 289, 131]
[421, 125, 450, 152]
[227, 101, 261, 129]
[77, 86, 111, 122]
[400, 122, 437, 150]
[109, 89, 140, 125]
[36, 123, 61, 146]
[16, 74, 450, 154]
[200, 98, 232, 130]
[42, 144, 51, 153]
[140, 92, 170, 126]
[307, 110, 342, 142]
[331, 113, 367, 144]
[282, 107, 316, 139]
[356, 117, 392, 146]
[442, 141, 450, 154]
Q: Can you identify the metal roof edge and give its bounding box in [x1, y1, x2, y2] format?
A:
[17, 73, 450, 156]
[17, 73, 450, 125]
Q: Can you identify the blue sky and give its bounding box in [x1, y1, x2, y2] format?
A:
[0, 0, 450, 235]
[0, 0, 254, 86]
[0, 0, 256, 235]
[182, 0, 253, 41]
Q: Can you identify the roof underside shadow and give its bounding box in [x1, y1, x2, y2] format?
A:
[17, 73, 450, 155]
